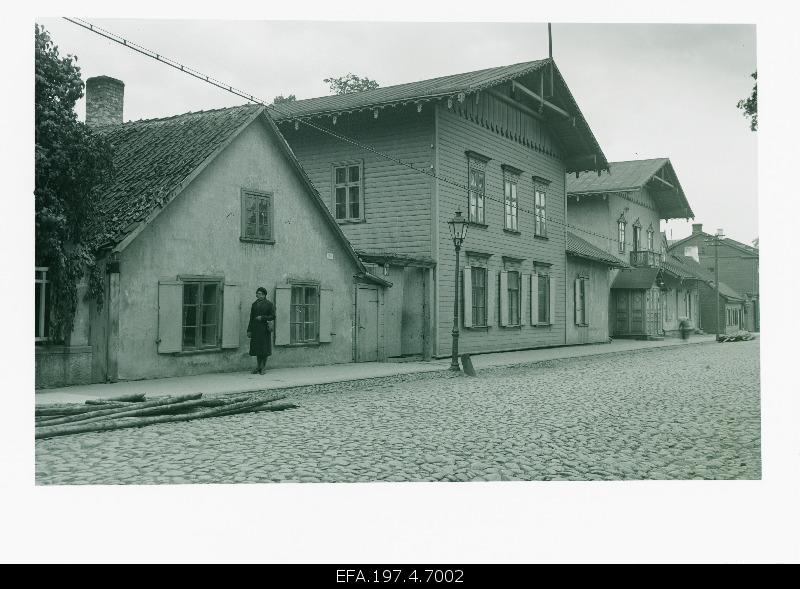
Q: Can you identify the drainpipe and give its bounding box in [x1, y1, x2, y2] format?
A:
[105, 254, 120, 382]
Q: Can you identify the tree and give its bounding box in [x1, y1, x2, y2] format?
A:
[323, 73, 379, 95]
[737, 71, 757, 131]
[35, 24, 114, 343]
[272, 94, 296, 105]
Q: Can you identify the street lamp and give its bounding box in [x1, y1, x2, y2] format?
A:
[447, 209, 468, 371]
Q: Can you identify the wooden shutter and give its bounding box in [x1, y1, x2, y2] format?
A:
[462, 268, 472, 328]
[499, 271, 509, 326]
[486, 270, 496, 326]
[549, 274, 556, 325]
[521, 273, 529, 326]
[274, 285, 292, 346]
[221, 283, 240, 348]
[574, 278, 582, 325]
[319, 287, 333, 343]
[157, 280, 182, 353]
[531, 272, 539, 325]
[583, 279, 589, 326]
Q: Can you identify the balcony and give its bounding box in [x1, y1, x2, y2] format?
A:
[630, 250, 660, 268]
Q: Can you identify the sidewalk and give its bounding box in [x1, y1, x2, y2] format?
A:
[35, 335, 718, 405]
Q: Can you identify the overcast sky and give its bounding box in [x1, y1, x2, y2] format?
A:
[37, 19, 757, 245]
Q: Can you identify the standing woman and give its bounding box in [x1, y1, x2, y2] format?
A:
[247, 287, 276, 374]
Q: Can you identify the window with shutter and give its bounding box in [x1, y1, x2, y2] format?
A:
[462, 267, 473, 328]
[319, 288, 333, 343]
[221, 283, 240, 348]
[157, 280, 183, 353]
[486, 270, 496, 326]
[499, 271, 509, 326]
[530, 273, 539, 325]
[290, 284, 319, 344]
[273, 286, 292, 346]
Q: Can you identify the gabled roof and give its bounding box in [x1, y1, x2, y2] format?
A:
[566, 232, 627, 268]
[667, 232, 759, 258]
[670, 255, 746, 301]
[87, 103, 389, 286]
[566, 158, 694, 220]
[271, 59, 607, 174]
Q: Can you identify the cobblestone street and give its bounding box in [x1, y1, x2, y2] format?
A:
[35, 340, 761, 484]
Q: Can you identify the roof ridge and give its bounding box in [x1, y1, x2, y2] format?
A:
[100, 103, 261, 128]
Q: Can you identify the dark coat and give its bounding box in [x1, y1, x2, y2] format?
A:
[248, 298, 275, 357]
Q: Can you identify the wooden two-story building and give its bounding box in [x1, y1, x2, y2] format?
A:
[668, 224, 759, 332]
[566, 158, 699, 339]
[274, 59, 608, 359]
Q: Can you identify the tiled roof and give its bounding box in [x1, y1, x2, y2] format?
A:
[271, 59, 607, 173]
[88, 104, 263, 249]
[566, 158, 694, 220]
[667, 255, 746, 301]
[566, 232, 627, 267]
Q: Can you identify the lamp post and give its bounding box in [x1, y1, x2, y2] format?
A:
[447, 209, 468, 371]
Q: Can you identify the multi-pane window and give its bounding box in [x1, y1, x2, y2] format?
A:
[241, 190, 273, 242]
[504, 179, 518, 231]
[647, 226, 655, 251]
[291, 285, 319, 344]
[534, 188, 547, 236]
[538, 273, 550, 324]
[466, 151, 489, 224]
[575, 277, 588, 325]
[182, 281, 220, 350]
[618, 219, 627, 253]
[507, 271, 520, 325]
[333, 163, 362, 221]
[35, 267, 50, 342]
[471, 267, 487, 327]
[632, 223, 642, 251]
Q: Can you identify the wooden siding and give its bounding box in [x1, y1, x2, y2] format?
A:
[675, 234, 759, 297]
[566, 257, 610, 345]
[279, 107, 435, 258]
[435, 103, 567, 356]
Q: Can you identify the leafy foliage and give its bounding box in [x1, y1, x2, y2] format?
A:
[737, 71, 757, 131]
[323, 73, 379, 95]
[35, 24, 114, 342]
[272, 94, 296, 105]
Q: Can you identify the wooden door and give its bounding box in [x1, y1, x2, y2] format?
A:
[357, 286, 379, 362]
[630, 290, 644, 334]
[645, 289, 661, 336]
[614, 290, 629, 335]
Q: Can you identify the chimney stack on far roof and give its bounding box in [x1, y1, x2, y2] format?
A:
[85, 76, 124, 127]
[692, 223, 703, 235]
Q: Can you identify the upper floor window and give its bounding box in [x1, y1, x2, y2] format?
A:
[647, 224, 655, 251]
[533, 176, 550, 237]
[632, 219, 642, 252]
[35, 267, 50, 342]
[618, 215, 627, 253]
[502, 165, 522, 232]
[333, 162, 363, 221]
[466, 151, 490, 224]
[241, 189, 274, 243]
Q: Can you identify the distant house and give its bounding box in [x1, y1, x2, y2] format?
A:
[35, 76, 388, 388]
[274, 59, 608, 358]
[668, 224, 759, 332]
[567, 158, 699, 339]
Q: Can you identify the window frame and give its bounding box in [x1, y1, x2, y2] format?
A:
[537, 270, 551, 324]
[502, 164, 522, 233]
[332, 161, 365, 223]
[532, 176, 550, 238]
[180, 278, 223, 352]
[647, 224, 655, 251]
[575, 276, 588, 326]
[240, 189, 275, 244]
[507, 270, 521, 326]
[35, 266, 50, 342]
[466, 151, 491, 225]
[470, 266, 488, 327]
[632, 220, 642, 252]
[618, 215, 627, 253]
[290, 283, 320, 345]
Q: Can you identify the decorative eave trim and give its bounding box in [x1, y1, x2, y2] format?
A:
[532, 175, 552, 185]
[501, 164, 524, 176]
[465, 150, 492, 164]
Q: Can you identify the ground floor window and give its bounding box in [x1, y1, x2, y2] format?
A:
[507, 271, 520, 326]
[471, 267, 487, 327]
[35, 267, 50, 342]
[291, 285, 319, 344]
[538, 273, 551, 324]
[182, 281, 221, 350]
[575, 277, 588, 325]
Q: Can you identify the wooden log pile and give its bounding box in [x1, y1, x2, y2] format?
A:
[35, 392, 296, 440]
[717, 331, 756, 343]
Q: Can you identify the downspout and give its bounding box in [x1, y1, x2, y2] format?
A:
[432, 105, 440, 358]
[564, 169, 568, 345]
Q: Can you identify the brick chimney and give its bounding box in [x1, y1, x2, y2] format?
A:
[691, 223, 703, 235]
[85, 76, 124, 127]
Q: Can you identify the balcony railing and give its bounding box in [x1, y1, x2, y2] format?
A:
[630, 250, 660, 268]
